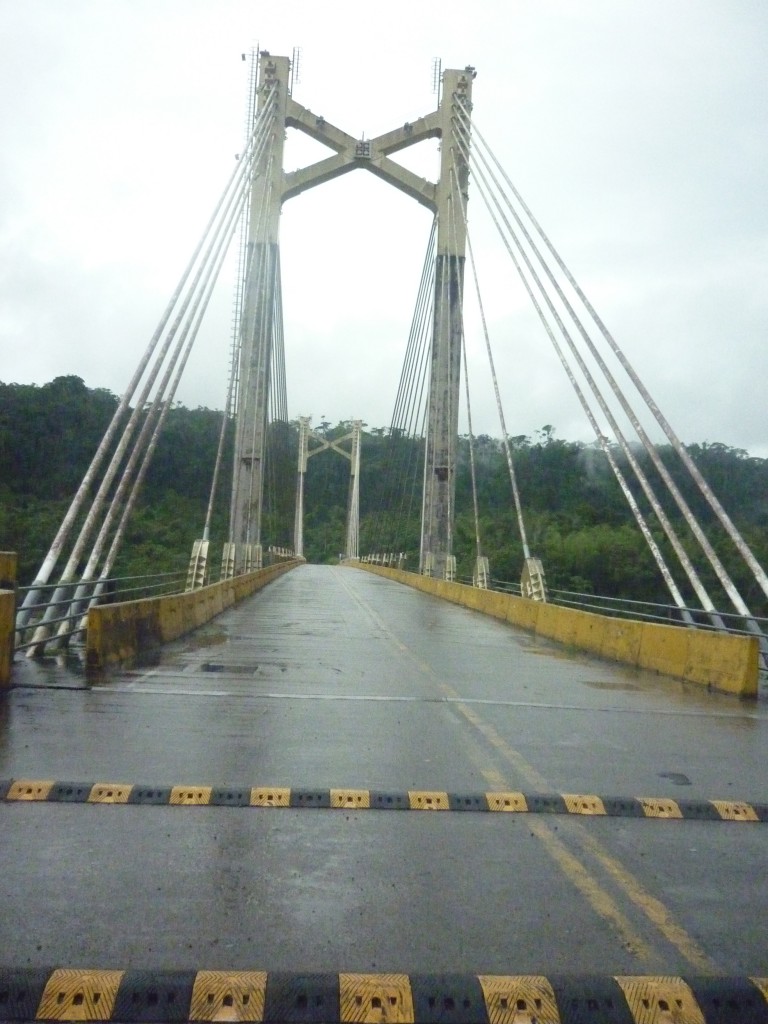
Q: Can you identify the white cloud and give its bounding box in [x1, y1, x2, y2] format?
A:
[0, 0, 766, 457]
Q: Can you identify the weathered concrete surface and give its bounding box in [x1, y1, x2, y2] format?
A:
[1, 564, 768, 975]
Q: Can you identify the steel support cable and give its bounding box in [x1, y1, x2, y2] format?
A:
[445, 163, 484, 567]
[397, 320, 434, 549]
[460, 131, 718, 617]
[454, 112, 756, 622]
[465, 232, 531, 560]
[394, 242, 437, 554]
[243, 156, 278, 547]
[368, 223, 436, 553]
[277, 257, 288, 423]
[461, 332, 483, 563]
[465, 117, 768, 604]
[100, 208, 241, 584]
[15, 87, 277, 629]
[389, 231, 437, 541]
[48, 169, 252, 646]
[449, 162, 532, 562]
[64, 105, 270, 580]
[228, 141, 276, 543]
[24, 124, 268, 647]
[390, 220, 437, 435]
[453, 128, 722, 619]
[242, 154, 277, 542]
[227, 229, 258, 538]
[463, 201, 690, 612]
[265, 254, 290, 547]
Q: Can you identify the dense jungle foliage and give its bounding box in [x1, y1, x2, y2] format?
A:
[1, 376, 767, 616]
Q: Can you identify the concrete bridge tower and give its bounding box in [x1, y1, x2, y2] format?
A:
[230, 54, 474, 577]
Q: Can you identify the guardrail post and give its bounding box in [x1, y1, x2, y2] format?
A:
[0, 552, 17, 688]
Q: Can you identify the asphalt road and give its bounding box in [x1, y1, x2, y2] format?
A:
[2, 563, 767, 975]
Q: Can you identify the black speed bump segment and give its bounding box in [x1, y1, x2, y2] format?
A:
[3, 779, 768, 822]
[1, 970, 767, 1023]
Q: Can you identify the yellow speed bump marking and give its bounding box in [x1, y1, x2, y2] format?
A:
[331, 789, 371, 809]
[6, 780, 55, 801]
[407, 790, 449, 810]
[638, 798, 683, 819]
[751, 978, 768, 1003]
[711, 800, 760, 822]
[190, 970, 267, 1021]
[563, 794, 607, 816]
[478, 975, 559, 1024]
[614, 975, 704, 1023]
[36, 969, 124, 1021]
[486, 792, 528, 813]
[250, 787, 291, 807]
[339, 973, 414, 1023]
[170, 786, 212, 805]
[88, 783, 133, 804]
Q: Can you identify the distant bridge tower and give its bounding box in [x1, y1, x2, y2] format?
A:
[231, 53, 474, 576]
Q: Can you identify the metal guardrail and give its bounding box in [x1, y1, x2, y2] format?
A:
[14, 569, 187, 653]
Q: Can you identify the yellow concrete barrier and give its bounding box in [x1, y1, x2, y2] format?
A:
[0, 552, 17, 688]
[351, 562, 759, 696]
[86, 560, 300, 674]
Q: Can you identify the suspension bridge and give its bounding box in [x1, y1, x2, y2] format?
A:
[2, 52, 768, 1021]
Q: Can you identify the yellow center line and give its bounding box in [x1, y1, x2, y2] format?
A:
[339, 569, 718, 972]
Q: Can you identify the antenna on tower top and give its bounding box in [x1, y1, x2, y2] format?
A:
[431, 57, 442, 104]
[290, 47, 302, 94]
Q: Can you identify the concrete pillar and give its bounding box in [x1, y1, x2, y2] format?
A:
[420, 68, 474, 577]
[230, 54, 290, 570]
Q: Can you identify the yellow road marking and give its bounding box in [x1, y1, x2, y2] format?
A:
[338, 569, 719, 972]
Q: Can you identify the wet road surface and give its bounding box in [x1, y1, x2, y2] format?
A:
[2, 563, 767, 974]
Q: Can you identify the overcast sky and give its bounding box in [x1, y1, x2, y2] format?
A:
[1, 0, 766, 456]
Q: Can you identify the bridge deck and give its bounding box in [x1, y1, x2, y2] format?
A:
[2, 563, 767, 975]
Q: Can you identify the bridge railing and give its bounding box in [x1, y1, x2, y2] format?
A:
[455, 574, 768, 676]
[14, 568, 187, 654]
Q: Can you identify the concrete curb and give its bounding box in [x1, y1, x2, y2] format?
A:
[352, 565, 759, 697]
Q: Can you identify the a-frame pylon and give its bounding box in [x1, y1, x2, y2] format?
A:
[230, 52, 474, 577]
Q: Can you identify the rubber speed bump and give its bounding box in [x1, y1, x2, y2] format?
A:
[0, 971, 766, 1023]
[88, 783, 133, 804]
[409, 974, 488, 1023]
[189, 971, 267, 1022]
[36, 969, 123, 1021]
[486, 792, 527, 813]
[111, 969, 197, 1021]
[339, 974, 414, 1023]
[711, 800, 760, 822]
[639, 798, 683, 819]
[477, 974, 558, 1024]
[6, 780, 55, 802]
[614, 975, 704, 1023]
[562, 794, 606, 816]
[3, 780, 768, 823]
[331, 790, 371, 810]
[262, 973, 340, 1023]
[170, 787, 212, 806]
[250, 787, 291, 807]
[408, 791, 449, 811]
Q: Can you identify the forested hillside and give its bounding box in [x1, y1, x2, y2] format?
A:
[1, 376, 766, 615]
